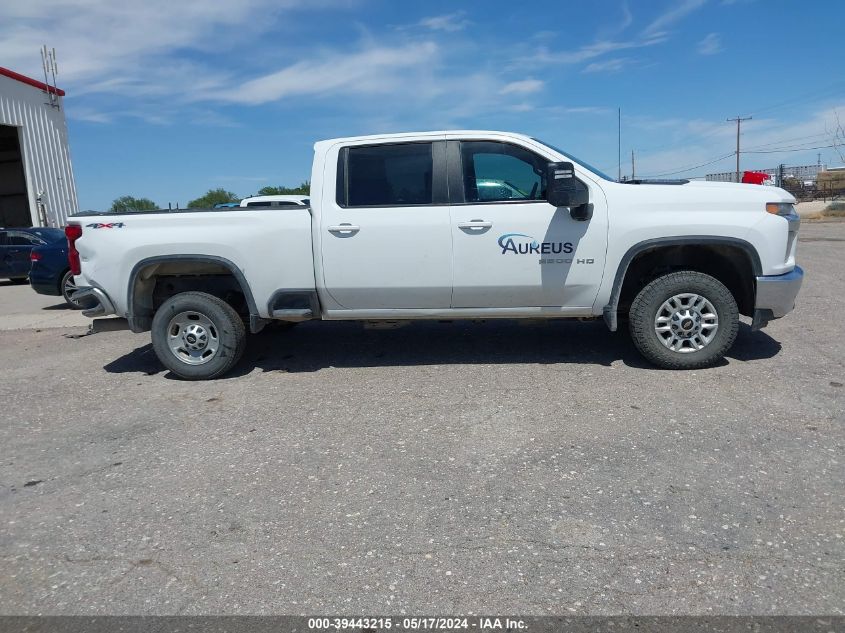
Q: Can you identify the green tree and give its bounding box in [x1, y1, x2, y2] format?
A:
[187, 188, 240, 208]
[110, 195, 158, 212]
[257, 181, 310, 196]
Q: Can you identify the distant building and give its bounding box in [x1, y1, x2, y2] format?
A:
[0, 66, 78, 227]
[706, 163, 827, 184]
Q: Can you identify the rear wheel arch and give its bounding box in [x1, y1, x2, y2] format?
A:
[127, 255, 261, 333]
[604, 237, 761, 331]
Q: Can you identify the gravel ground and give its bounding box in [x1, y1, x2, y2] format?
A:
[0, 222, 842, 615]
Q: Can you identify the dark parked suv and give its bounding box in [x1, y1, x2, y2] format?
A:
[0, 227, 80, 308]
[26, 227, 83, 308]
[1, 227, 52, 283]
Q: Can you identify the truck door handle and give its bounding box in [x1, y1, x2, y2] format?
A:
[328, 224, 360, 234]
[457, 220, 493, 229]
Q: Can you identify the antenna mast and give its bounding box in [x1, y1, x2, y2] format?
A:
[40, 45, 60, 109]
[617, 107, 621, 181]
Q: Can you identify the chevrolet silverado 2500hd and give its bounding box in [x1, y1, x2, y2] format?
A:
[67, 131, 803, 379]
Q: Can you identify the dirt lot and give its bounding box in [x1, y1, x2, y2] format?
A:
[0, 222, 842, 615]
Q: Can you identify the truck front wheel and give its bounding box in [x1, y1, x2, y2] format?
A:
[151, 291, 246, 380]
[629, 271, 739, 369]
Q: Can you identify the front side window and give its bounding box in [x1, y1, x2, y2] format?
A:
[461, 141, 547, 203]
[344, 143, 433, 207]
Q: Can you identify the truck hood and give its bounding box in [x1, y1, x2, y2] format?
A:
[606, 179, 796, 209]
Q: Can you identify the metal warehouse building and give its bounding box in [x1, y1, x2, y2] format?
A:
[0, 66, 78, 228]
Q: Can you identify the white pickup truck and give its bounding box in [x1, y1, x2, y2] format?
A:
[67, 130, 803, 379]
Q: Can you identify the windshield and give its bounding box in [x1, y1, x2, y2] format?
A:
[532, 138, 614, 182]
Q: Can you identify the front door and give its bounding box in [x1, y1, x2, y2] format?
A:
[449, 139, 608, 309]
[320, 140, 452, 310]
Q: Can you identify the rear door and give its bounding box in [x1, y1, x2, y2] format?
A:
[319, 139, 452, 309]
[448, 138, 608, 308]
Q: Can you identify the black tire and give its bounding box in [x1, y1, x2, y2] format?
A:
[629, 271, 739, 369]
[151, 291, 246, 380]
[61, 270, 83, 309]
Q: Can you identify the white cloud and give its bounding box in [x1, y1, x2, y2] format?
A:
[598, 0, 633, 38]
[583, 58, 630, 74]
[642, 0, 707, 36]
[66, 108, 113, 124]
[0, 0, 340, 91]
[419, 11, 470, 32]
[518, 34, 666, 67]
[697, 32, 722, 55]
[209, 42, 440, 104]
[515, 1, 707, 74]
[507, 103, 536, 113]
[500, 79, 544, 95]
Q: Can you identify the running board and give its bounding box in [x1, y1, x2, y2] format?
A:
[271, 308, 313, 321]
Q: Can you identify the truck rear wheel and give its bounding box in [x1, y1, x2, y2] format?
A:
[151, 291, 246, 380]
[629, 271, 738, 369]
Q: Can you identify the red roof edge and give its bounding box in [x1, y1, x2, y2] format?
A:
[0, 67, 66, 97]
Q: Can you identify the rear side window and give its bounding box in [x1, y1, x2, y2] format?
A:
[31, 228, 65, 243]
[7, 232, 42, 246]
[341, 143, 433, 207]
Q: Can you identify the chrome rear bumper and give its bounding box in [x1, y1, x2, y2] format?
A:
[72, 287, 116, 318]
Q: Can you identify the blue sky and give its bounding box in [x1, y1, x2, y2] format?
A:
[2, 0, 844, 210]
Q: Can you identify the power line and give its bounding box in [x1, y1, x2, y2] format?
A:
[639, 144, 836, 179]
[742, 143, 836, 154]
[641, 153, 735, 178]
[743, 131, 830, 151]
[616, 79, 845, 164]
[745, 80, 845, 117]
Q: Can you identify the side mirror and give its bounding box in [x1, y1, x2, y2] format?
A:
[546, 162, 589, 211]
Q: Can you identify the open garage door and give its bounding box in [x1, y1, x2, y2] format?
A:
[0, 125, 31, 227]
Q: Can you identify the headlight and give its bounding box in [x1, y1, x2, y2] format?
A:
[766, 202, 795, 216]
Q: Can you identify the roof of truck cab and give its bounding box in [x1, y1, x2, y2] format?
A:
[316, 130, 534, 147]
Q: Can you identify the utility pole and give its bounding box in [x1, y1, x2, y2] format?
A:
[727, 115, 752, 183]
[631, 149, 636, 180]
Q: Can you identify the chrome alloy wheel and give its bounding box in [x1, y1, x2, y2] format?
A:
[64, 274, 82, 306]
[654, 293, 719, 353]
[166, 311, 220, 365]
[64, 275, 77, 295]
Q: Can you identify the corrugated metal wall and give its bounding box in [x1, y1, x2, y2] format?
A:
[0, 75, 78, 227]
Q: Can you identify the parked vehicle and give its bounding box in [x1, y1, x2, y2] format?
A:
[28, 227, 85, 308]
[0, 227, 64, 284]
[239, 195, 309, 207]
[66, 130, 803, 379]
